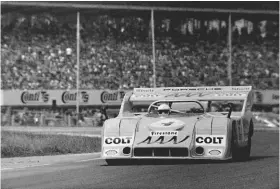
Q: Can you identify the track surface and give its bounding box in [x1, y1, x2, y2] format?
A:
[2, 132, 279, 189]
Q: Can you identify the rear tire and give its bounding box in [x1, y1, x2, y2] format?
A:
[231, 125, 252, 162]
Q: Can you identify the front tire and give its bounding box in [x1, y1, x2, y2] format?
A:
[231, 126, 252, 162]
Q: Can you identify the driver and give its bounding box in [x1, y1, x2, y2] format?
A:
[158, 104, 171, 117]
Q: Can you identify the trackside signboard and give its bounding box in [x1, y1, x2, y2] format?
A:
[0, 90, 127, 106]
[0, 89, 278, 106]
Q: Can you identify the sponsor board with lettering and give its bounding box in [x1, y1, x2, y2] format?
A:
[1, 90, 278, 106]
[0, 90, 52, 106]
[21, 91, 49, 104]
[1, 90, 128, 106]
[253, 90, 279, 104]
[100, 91, 126, 104]
[195, 135, 226, 146]
[61, 91, 89, 104]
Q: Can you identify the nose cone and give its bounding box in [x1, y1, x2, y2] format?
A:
[149, 118, 186, 131]
[134, 116, 199, 148]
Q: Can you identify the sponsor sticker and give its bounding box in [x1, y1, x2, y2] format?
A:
[214, 92, 246, 97]
[195, 135, 226, 146]
[138, 135, 189, 145]
[134, 89, 155, 93]
[208, 149, 223, 156]
[150, 131, 178, 136]
[105, 149, 119, 156]
[103, 136, 133, 146]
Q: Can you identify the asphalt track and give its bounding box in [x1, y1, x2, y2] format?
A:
[1, 132, 279, 189]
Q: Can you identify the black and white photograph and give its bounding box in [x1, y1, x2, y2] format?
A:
[1, 1, 279, 189]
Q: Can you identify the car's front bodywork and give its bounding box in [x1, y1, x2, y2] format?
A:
[102, 86, 254, 161]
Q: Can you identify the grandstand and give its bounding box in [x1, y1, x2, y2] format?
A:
[1, 2, 279, 126]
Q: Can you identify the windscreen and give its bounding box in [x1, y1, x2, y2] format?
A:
[147, 101, 205, 117]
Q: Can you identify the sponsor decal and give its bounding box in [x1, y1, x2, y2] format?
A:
[149, 119, 185, 130]
[208, 149, 222, 155]
[100, 91, 125, 103]
[105, 149, 119, 156]
[61, 91, 89, 104]
[104, 136, 133, 145]
[164, 92, 247, 98]
[133, 94, 161, 98]
[214, 92, 246, 97]
[195, 135, 225, 146]
[232, 87, 251, 91]
[164, 92, 210, 98]
[135, 89, 155, 93]
[150, 131, 178, 136]
[21, 91, 49, 104]
[138, 135, 189, 145]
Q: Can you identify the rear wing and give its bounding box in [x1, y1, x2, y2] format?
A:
[129, 86, 252, 102]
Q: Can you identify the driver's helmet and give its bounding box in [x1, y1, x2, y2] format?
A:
[158, 104, 171, 115]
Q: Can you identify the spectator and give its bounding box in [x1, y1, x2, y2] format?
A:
[1, 14, 279, 90]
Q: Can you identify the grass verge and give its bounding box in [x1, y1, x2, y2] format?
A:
[1, 131, 101, 158]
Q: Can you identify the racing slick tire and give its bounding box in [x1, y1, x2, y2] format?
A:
[231, 124, 252, 162]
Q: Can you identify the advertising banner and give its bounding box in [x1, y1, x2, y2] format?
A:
[253, 90, 279, 105]
[0, 90, 278, 106]
[0, 90, 128, 106]
[1, 90, 52, 106]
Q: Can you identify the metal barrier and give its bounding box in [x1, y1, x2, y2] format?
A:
[2, 110, 102, 127]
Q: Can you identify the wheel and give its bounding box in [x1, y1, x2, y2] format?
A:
[231, 125, 252, 162]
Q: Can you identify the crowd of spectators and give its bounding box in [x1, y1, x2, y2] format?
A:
[1, 14, 279, 90]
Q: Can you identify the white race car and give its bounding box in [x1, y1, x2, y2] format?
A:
[102, 86, 254, 165]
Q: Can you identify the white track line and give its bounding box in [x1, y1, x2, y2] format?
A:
[2, 153, 102, 171]
[2, 164, 50, 171]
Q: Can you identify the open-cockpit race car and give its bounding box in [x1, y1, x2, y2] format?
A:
[102, 86, 254, 165]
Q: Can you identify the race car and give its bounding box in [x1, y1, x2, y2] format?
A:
[102, 86, 254, 165]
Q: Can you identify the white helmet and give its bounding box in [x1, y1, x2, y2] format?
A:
[158, 104, 170, 114]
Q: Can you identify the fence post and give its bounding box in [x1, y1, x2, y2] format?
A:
[68, 115, 71, 127]
[40, 113, 44, 127]
[11, 114, 15, 126]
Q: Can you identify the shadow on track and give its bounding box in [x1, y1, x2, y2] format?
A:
[101, 155, 278, 166]
[248, 155, 278, 161]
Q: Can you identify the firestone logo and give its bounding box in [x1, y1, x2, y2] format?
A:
[100, 91, 126, 103]
[61, 91, 89, 104]
[21, 91, 49, 104]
